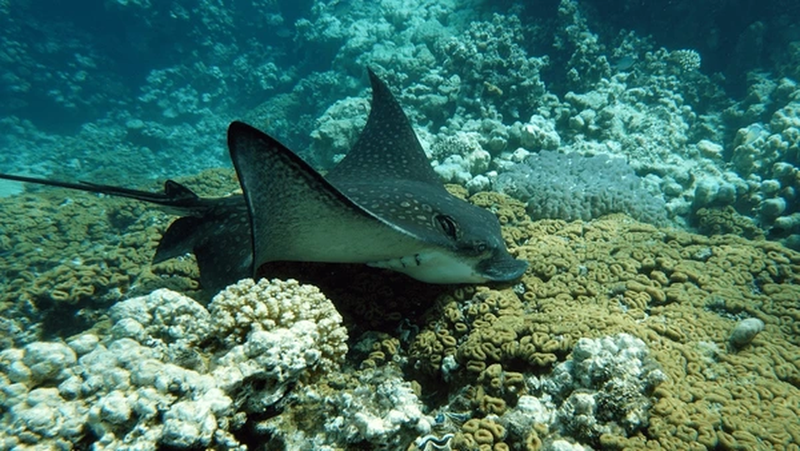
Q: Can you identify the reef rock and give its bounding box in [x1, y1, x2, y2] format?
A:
[0, 279, 348, 449]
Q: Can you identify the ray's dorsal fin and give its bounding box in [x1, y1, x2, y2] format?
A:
[325, 68, 442, 187]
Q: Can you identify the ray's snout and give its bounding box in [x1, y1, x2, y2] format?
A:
[477, 250, 529, 282]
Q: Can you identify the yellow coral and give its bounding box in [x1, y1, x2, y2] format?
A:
[0, 168, 240, 317]
[407, 190, 800, 450]
[460, 418, 508, 449]
[695, 206, 765, 240]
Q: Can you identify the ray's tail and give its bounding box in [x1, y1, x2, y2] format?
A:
[0, 173, 205, 215]
[0, 172, 253, 293]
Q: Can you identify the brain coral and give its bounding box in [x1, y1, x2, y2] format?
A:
[2, 176, 799, 450]
[495, 150, 668, 225]
[406, 191, 800, 451]
[209, 278, 348, 372]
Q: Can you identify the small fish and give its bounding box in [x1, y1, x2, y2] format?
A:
[0, 69, 527, 290]
[612, 55, 636, 72]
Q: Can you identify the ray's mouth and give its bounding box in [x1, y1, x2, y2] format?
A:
[366, 249, 529, 285]
[367, 253, 423, 270]
[476, 252, 529, 282]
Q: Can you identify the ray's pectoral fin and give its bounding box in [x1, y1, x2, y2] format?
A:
[151, 215, 247, 293]
[227, 121, 417, 275]
[153, 216, 207, 264]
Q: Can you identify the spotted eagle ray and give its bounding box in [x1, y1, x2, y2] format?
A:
[0, 69, 527, 291]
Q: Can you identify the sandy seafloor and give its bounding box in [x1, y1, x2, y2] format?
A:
[0, 0, 799, 450]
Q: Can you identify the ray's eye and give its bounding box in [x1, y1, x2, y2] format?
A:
[435, 214, 458, 239]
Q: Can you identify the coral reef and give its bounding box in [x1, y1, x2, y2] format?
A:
[0, 0, 797, 246]
[1, 187, 800, 449]
[495, 150, 669, 224]
[668, 49, 702, 72]
[693, 206, 765, 240]
[430, 132, 494, 193]
[308, 96, 369, 169]
[2, 0, 800, 449]
[438, 13, 549, 123]
[545, 334, 666, 444]
[721, 76, 800, 248]
[0, 168, 240, 348]
[401, 194, 800, 450]
[0, 279, 348, 449]
[0, 1, 301, 181]
[258, 366, 434, 450]
[551, 62, 726, 226]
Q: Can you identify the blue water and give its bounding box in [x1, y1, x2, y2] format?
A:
[1, 1, 797, 184]
[1, 1, 799, 449]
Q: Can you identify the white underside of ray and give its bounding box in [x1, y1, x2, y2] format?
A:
[367, 250, 488, 283]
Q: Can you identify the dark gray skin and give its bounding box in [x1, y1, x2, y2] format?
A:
[0, 69, 527, 291]
[229, 69, 527, 284]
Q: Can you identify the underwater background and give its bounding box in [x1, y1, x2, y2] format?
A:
[0, 0, 799, 449]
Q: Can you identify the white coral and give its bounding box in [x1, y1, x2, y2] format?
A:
[0, 279, 348, 450]
[520, 114, 561, 151]
[210, 278, 348, 371]
[668, 49, 701, 71]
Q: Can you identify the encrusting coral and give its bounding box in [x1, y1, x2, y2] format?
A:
[495, 150, 668, 225]
[405, 193, 800, 450]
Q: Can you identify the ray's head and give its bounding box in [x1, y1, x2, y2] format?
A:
[342, 180, 529, 284]
[417, 189, 529, 284]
